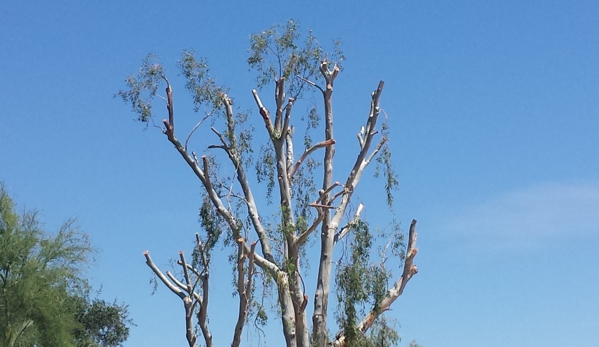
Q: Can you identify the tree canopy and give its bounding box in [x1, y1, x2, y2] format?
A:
[119, 20, 419, 347]
[0, 184, 133, 347]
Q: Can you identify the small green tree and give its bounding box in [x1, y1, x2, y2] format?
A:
[119, 20, 419, 347]
[0, 184, 133, 347]
[73, 297, 134, 347]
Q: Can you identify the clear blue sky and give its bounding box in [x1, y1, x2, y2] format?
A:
[2, 1, 598, 346]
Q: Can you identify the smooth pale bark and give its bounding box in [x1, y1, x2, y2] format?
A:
[312, 62, 338, 347]
[141, 59, 418, 347]
[144, 250, 209, 347]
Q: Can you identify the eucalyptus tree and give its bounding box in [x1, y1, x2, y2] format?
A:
[118, 20, 419, 347]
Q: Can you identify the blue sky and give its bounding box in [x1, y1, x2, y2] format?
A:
[1, 1, 598, 346]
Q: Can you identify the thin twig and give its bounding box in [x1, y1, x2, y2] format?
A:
[295, 75, 323, 93]
[185, 111, 213, 151]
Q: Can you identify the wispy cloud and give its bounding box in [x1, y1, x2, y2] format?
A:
[444, 182, 599, 250]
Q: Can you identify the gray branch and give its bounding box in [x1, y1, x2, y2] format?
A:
[144, 251, 185, 299]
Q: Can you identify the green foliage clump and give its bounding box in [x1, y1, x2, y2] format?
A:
[0, 184, 132, 347]
[73, 297, 133, 347]
[116, 54, 164, 123]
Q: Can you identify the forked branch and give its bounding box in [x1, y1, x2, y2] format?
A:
[144, 250, 211, 347]
[232, 240, 258, 347]
[144, 251, 184, 299]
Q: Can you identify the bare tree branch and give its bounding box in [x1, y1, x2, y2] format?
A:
[166, 271, 188, 292]
[175, 262, 206, 303]
[185, 111, 212, 151]
[281, 97, 294, 139]
[255, 77, 305, 347]
[252, 89, 274, 136]
[296, 211, 325, 246]
[316, 182, 341, 204]
[365, 136, 387, 166]
[288, 139, 336, 179]
[357, 126, 365, 148]
[201, 156, 214, 193]
[330, 81, 386, 227]
[274, 77, 286, 132]
[210, 127, 230, 151]
[144, 251, 185, 299]
[216, 96, 276, 264]
[144, 250, 203, 347]
[162, 75, 174, 131]
[179, 251, 192, 292]
[330, 186, 349, 206]
[295, 74, 324, 93]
